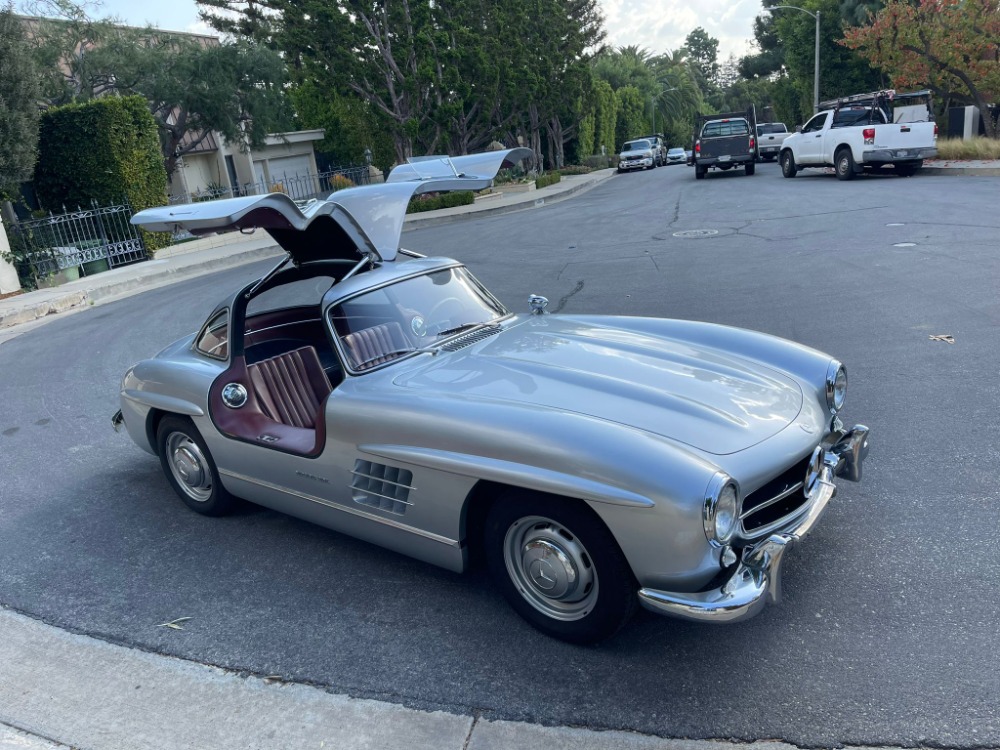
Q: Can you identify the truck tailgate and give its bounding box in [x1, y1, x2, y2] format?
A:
[700, 136, 749, 159]
[873, 122, 936, 150]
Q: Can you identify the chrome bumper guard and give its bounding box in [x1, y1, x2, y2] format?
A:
[111, 409, 125, 433]
[638, 424, 870, 623]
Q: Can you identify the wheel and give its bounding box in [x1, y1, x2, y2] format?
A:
[780, 150, 797, 178]
[695, 166, 706, 180]
[484, 492, 638, 644]
[745, 161, 756, 176]
[835, 148, 856, 181]
[156, 415, 237, 516]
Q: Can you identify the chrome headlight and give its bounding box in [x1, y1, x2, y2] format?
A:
[703, 474, 741, 545]
[826, 361, 848, 414]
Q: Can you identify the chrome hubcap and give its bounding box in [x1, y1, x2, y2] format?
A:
[503, 516, 598, 621]
[165, 432, 212, 502]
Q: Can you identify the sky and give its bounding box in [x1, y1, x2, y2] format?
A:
[81, 0, 763, 62]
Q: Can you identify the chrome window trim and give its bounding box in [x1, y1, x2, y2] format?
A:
[193, 309, 231, 362]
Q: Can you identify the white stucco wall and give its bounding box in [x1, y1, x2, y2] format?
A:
[0, 214, 22, 294]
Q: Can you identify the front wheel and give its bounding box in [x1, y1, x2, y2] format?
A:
[836, 148, 856, 181]
[485, 493, 638, 644]
[156, 416, 237, 516]
[781, 150, 797, 178]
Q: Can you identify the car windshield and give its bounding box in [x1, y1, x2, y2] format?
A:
[667, 148, 684, 155]
[329, 266, 508, 371]
[623, 140, 651, 151]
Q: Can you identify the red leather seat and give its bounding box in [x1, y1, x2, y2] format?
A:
[342, 322, 414, 370]
[247, 346, 332, 428]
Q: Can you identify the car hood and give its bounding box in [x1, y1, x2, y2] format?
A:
[393, 318, 803, 455]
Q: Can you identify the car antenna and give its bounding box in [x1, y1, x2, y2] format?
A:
[244, 254, 292, 299]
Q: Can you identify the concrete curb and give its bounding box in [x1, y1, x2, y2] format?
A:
[403, 170, 615, 230]
[0, 607, 903, 750]
[921, 166, 1000, 176]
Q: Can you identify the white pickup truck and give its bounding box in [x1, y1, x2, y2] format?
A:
[756, 123, 790, 161]
[780, 98, 937, 181]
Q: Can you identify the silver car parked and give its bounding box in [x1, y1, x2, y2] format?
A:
[115, 148, 870, 643]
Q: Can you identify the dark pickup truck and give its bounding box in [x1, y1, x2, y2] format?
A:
[691, 106, 758, 180]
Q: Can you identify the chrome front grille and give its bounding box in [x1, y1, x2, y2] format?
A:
[351, 461, 414, 515]
[740, 454, 812, 538]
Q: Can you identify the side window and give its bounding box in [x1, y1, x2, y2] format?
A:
[802, 114, 828, 133]
[196, 310, 229, 360]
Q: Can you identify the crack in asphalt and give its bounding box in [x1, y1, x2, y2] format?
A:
[552, 280, 584, 313]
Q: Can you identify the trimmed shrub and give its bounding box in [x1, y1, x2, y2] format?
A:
[558, 165, 592, 176]
[584, 155, 614, 170]
[535, 172, 561, 189]
[34, 96, 169, 252]
[328, 173, 356, 192]
[406, 190, 475, 213]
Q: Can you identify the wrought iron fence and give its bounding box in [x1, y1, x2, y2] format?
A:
[171, 165, 381, 206]
[7, 201, 148, 288]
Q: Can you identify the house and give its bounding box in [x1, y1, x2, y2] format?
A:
[169, 129, 327, 204]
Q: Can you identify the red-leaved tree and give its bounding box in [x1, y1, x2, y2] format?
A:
[842, 0, 1000, 138]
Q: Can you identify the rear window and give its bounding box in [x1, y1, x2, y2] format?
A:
[832, 108, 879, 127]
[701, 120, 749, 138]
[757, 123, 786, 135]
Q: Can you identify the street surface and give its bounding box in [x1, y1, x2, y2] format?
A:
[1, 162, 998, 747]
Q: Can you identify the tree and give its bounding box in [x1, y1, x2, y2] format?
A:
[26, 4, 291, 175]
[843, 0, 1000, 138]
[0, 4, 40, 198]
[683, 27, 719, 87]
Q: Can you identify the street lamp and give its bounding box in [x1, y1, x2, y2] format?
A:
[769, 5, 821, 114]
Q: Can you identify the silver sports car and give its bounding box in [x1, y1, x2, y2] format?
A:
[114, 148, 870, 643]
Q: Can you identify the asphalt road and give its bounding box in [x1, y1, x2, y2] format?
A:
[1, 162, 998, 747]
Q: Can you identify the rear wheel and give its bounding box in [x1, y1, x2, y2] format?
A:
[781, 150, 797, 178]
[695, 165, 706, 180]
[156, 416, 237, 516]
[485, 492, 638, 644]
[835, 148, 856, 181]
[745, 161, 756, 176]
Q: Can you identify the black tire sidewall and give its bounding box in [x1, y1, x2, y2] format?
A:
[156, 416, 236, 516]
[781, 152, 796, 177]
[484, 492, 637, 644]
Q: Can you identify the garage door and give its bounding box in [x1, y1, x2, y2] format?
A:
[269, 156, 313, 183]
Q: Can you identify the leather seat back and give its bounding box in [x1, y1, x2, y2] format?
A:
[342, 322, 414, 370]
[247, 346, 332, 429]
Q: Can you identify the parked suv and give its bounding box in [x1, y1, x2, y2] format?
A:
[617, 139, 656, 171]
[638, 134, 667, 166]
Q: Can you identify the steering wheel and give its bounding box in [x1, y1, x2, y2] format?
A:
[422, 297, 466, 335]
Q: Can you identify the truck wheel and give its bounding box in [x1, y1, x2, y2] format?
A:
[745, 162, 756, 176]
[780, 151, 797, 178]
[836, 148, 856, 181]
[695, 166, 706, 180]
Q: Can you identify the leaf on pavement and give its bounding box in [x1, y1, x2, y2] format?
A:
[157, 617, 193, 630]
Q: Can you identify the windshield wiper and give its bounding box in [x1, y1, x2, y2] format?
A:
[435, 322, 487, 338]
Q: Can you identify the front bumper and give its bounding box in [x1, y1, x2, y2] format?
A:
[637, 424, 870, 623]
[619, 158, 653, 169]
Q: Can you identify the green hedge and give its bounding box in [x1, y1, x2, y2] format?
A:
[406, 191, 475, 213]
[34, 96, 170, 252]
[558, 165, 592, 176]
[535, 172, 562, 189]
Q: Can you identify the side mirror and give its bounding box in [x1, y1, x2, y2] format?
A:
[795, 125, 803, 133]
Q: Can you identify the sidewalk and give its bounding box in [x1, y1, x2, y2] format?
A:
[0, 169, 615, 333]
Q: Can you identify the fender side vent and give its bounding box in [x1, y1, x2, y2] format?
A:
[351, 460, 414, 515]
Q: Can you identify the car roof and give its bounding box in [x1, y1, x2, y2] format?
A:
[132, 148, 532, 265]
